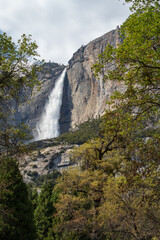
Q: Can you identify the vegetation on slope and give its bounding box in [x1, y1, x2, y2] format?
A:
[29, 118, 102, 151]
[56, 118, 102, 145]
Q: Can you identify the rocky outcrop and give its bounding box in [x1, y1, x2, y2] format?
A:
[16, 62, 65, 134]
[19, 141, 78, 182]
[60, 26, 125, 131]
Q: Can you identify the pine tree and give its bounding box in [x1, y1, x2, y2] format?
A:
[34, 182, 56, 240]
[0, 157, 36, 240]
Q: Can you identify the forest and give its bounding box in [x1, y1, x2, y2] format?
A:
[0, 0, 160, 239]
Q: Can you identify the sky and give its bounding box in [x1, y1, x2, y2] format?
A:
[0, 0, 131, 65]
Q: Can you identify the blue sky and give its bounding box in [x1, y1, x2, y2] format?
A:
[0, 0, 131, 64]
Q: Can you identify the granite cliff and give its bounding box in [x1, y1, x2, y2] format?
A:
[17, 27, 124, 136]
[16, 27, 125, 180]
[16, 62, 65, 134]
[60, 26, 125, 132]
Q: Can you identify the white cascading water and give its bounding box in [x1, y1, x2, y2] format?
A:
[35, 68, 66, 141]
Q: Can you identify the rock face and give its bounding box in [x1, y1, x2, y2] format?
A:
[19, 140, 78, 182]
[16, 27, 125, 136]
[16, 62, 65, 134]
[59, 26, 125, 131]
[15, 27, 126, 180]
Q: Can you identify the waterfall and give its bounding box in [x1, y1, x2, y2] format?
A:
[35, 68, 66, 141]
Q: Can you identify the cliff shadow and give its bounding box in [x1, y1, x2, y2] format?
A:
[59, 71, 73, 134]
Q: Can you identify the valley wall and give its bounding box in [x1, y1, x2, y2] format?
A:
[16, 62, 65, 135]
[17, 27, 126, 179]
[17, 26, 125, 136]
[60, 26, 125, 132]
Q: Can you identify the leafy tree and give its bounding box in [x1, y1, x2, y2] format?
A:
[99, 163, 160, 240]
[53, 133, 160, 240]
[71, 139, 123, 176]
[51, 2, 160, 239]
[0, 32, 43, 154]
[53, 169, 107, 240]
[0, 33, 41, 101]
[91, 0, 160, 238]
[0, 157, 36, 240]
[0, 33, 43, 239]
[94, 1, 160, 124]
[53, 1, 160, 239]
[92, 0, 160, 195]
[125, 0, 159, 11]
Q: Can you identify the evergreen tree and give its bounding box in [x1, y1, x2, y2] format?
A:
[34, 182, 56, 240]
[0, 157, 36, 240]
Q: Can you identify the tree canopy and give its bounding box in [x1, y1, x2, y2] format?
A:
[0, 33, 42, 101]
[0, 33, 43, 154]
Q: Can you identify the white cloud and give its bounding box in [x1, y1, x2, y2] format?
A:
[0, 0, 131, 64]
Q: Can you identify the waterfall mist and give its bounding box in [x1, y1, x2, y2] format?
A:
[35, 68, 66, 141]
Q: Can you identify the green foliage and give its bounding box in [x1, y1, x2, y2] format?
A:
[56, 118, 102, 145]
[53, 169, 106, 240]
[34, 182, 57, 240]
[0, 157, 36, 240]
[27, 184, 39, 210]
[99, 166, 160, 239]
[125, 0, 160, 11]
[0, 32, 42, 239]
[0, 33, 42, 101]
[0, 32, 44, 154]
[52, 135, 160, 239]
[32, 170, 61, 188]
[93, 2, 160, 123]
[29, 119, 102, 152]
